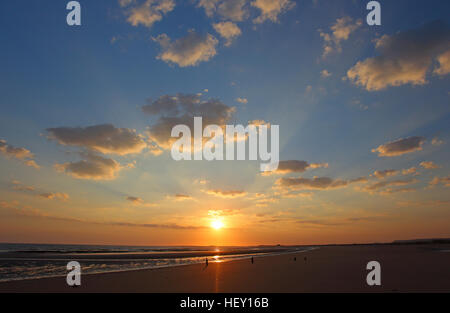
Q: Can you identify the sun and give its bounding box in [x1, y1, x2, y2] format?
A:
[211, 219, 224, 230]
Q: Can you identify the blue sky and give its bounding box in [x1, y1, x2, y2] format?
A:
[0, 0, 449, 245]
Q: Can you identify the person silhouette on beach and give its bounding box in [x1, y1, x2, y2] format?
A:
[294, 257, 296, 261]
[203, 257, 208, 270]
[251, 257, 254, 264]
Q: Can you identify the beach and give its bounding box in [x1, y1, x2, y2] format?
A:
[0, 244, 449, 292]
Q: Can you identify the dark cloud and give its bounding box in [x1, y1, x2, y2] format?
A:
[266, 160, 328, 175]
[173, 194, 193, 200]
[143, 93, 235, 149]
[11, 181, 69, 201]
[126, 196, 143, 204]
[372, 136, 426, 157]
[47, 124, 147, 156]
[348, 21, 450, 91]
[107, 221, 205, 230]
[276, 176, 366, 190]
[362, 178, 418, 192]
[54, 153, 122, 180]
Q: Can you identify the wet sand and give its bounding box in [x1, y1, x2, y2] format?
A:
[0, 244, 449, 292]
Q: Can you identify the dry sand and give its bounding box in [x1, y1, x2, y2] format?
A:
[0, 244, 449, 292]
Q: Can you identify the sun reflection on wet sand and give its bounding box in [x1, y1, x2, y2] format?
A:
[212, 255, 223, 263]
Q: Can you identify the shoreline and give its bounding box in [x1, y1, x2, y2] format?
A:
[0, 247, 315, 284]
[0, 247, 319, 284]
[0, 244, 449, 292]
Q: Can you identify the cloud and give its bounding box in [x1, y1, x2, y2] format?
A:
[248, 119, 270, 128]
[11, 181, 69, 200]
[434, 49, 450, 76]
[429, 176, 450, 187]
[11, 180, 35, 192]
[126, 196, 143, 204]
[319, 16, 362, 57]
[197, 0, 219, 17]
[208, 209, 240, 217]
[119, 0, 134, 7]
[143, 93, 235, 149]
[194, 178, 209, 185]
[371, 136, 426, 157]
[125, 196, 156, 207]
[47, 124, 147, 156]
[152, 31, 218, 67]
[275, 176, 366, 190]
[55, 153, 122, 180]
[372, 169, 399, 179]
[170, 194, 193, 201]
[361, 178, 418, 193]
[266, 160, 328, 175]
[293, 219, 346, 227]
[8, 204, 204, 230]
[0, 140, 33, 159]
[279, 191, 313, 199]
[402, 167, 417, 175]
[236, 97, 248, 104]
[0, 139, 40, 169]
[331, 17, 362, 41]
[420, 161, 440, 169]
[378, 187, 416, 195]
[218, 0, 248, 21]
[347, 21, 450, 91]
[396, 199, 450, 208]
[321, 69, 332, 78]
[251, 0, 295, 24]
[431, 137, 444, 146]
[147, 142, 164, 156]
[121, 0, 175, 28]
[39, 192, 70, 201]
[108, 221, 205, 230]
[24, 160, 40, 169]
[205, 189, 247, 198]
[213, 21, 242, 46]
[198, 0, 247, 21]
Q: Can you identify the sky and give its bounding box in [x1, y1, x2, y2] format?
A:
[0, 0, 449, 246]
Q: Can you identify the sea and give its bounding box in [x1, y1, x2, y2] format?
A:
[0, 243, 314, 282]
